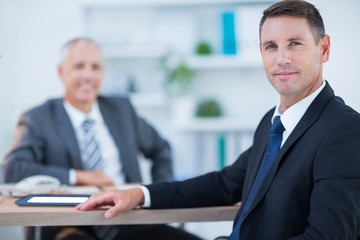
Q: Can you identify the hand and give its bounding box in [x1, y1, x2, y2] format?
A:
[75, 170, 115, 187]
[76, 188, 145, 219]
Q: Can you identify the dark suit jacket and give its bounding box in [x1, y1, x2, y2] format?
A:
[4, 96, 173, 184]
[146, 83, 360, 239]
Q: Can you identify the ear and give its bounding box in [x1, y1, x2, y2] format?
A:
[320, 34, 330, 63]
[57, 64, 64, 81]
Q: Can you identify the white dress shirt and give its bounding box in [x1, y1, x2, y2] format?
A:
[273, 80, 325, 147]
[64, 101, 125, 186]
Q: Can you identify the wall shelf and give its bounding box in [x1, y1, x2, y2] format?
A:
[103, 46, 167, 59]
[186, 55, 262, 70]
[174, 117, 256, 133]
[103, 48, 262, 69]
[129, 93, 167, 109]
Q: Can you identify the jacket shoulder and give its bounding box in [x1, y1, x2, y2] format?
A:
[98, 95, 130, 104]
[22, 98, 62, 119]
[98, 95, 134, 110]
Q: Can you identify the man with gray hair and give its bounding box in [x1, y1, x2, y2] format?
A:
[4, 38, 201, 240]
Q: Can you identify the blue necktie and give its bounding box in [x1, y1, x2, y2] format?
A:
[80, 118, 103, 170]
[229, 116, 285, 240]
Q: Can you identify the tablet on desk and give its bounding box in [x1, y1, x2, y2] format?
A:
[15, 194, 91, 206]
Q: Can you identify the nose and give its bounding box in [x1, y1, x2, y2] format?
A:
[275, 49, 292, 66]
[82, 67, 95, 81]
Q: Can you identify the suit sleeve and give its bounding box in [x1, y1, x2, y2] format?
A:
[288, 115, 360, 239]
[3, 111, 70, 184]
[128, 101, 173, 182]
[146, 147, 250, 208]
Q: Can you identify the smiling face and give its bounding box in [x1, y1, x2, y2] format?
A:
[260, 16, 330, 112]
[58, 41, 104, 113]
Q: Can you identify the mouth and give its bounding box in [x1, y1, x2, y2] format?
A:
[273, 71, 297, 79]
[78, 80, 95, 89]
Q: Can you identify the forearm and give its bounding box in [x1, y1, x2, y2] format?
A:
[75, 170, 115, 187]
[4, 154, 70, 184]
[150, 152, 173, 182]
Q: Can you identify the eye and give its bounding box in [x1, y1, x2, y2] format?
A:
[74, 63, 84, 70]
[289, 41, 302, 47]
[264, 43, 277, 51]
[92, 64, 102, 71]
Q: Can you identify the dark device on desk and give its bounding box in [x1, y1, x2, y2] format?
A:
[15, 194, 91, 206]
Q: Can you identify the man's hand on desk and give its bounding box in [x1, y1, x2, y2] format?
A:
[75, 170, 115, 187]
[75, 188, 145, 219]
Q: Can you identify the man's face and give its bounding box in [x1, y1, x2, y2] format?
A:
[58, 41, 104, 110]
[260, 16, 330, 108]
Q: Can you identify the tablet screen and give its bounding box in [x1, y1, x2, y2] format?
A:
[28, 196, 89, 204]
[15, 194, 91, 206]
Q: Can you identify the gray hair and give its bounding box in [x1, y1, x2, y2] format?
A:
[59, 37, 102, 64]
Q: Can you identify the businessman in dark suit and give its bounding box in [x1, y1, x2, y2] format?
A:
[77, 1, 360, 239]
[3, 38, 201, 240]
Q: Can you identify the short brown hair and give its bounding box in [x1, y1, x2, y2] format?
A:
[259, 0, 325, 43]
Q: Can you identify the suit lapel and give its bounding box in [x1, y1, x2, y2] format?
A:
[243, 82, 335, 218]
[53, 99, 83, 169]
[249, 115, 318, 210]
[242, 118, 271, 201]
[98, 98, 129, 174]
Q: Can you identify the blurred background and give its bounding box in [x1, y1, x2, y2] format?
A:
[1, 0, 360, 239]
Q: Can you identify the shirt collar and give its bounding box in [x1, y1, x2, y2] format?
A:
[63, 100, 102, 129]
[272, 80, 326, 133]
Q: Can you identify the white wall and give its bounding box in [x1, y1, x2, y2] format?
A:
[318, 0, 360, 111]
[0, 0, 88, 155]
[0, 0, 15, 156]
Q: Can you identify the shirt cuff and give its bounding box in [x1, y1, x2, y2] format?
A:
[139, 185, 151, 207]
[69, 169, 77, 185]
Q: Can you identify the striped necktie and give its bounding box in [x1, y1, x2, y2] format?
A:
[81, 119, 119, 239]
[229, 116, 285, 239]
[80, 118, 103, 170]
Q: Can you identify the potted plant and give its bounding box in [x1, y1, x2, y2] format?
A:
[195, 41, 212, 55]
[160, 53, 194, 97]
[195, 98, 223, 117]
[160, 53, 195, 124]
